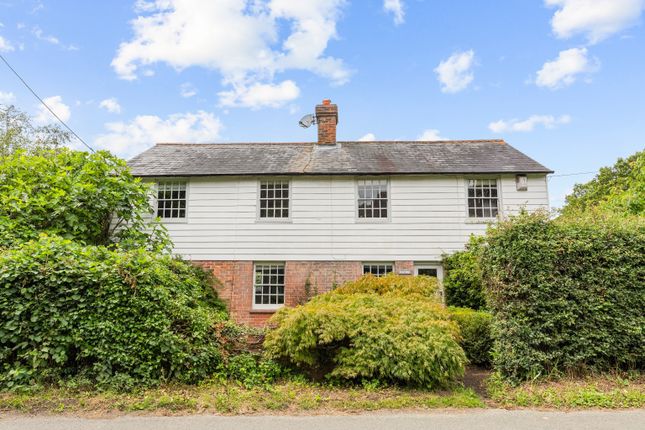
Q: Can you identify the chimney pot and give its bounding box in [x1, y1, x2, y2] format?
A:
[315, 99, 338, 145]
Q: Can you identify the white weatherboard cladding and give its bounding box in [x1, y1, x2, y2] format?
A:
[157, 174, 549, 261]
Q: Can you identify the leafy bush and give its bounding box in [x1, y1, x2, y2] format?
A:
[448, 307, 493, 367]
[264, 274, 466, 388]
[561, 150, 644, 217]
[0, 235, 227, 391]
[482, 212, 645, 382]
[443, 237, 486, 310]
[217, 353, 285, 388]
[0, 149, 168, 251]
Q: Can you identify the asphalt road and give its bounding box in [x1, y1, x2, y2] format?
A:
[1, 410, 644, 430]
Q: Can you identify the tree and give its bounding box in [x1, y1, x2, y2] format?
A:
[0, 104, 70, 156]
[561, 150, 644, 217]
[0, 149, 170, 251]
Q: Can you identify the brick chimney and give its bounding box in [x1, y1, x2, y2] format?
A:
[315, 99, 338, 145]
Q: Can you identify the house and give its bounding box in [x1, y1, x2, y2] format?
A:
[128, 100, 552, 326]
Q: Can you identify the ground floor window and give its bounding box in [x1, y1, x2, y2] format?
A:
[253, 263, 285, 309]
[362, 263, 393, 277]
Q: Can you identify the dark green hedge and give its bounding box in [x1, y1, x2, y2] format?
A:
[448, 307, 493, 367]
[482, 213, 645, 381]
[443, 237, 486, 310]
[0, 236, 227, 391]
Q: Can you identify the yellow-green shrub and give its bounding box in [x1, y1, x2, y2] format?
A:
[264, 274, 466, 388]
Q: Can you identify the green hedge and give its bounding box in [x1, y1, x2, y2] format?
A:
[0, 236, 226, 391]
[443, 238, 486, 310]
[264, 274, 466, 388]
[482, 212, 645, 381]
[448, 307, 493, 367]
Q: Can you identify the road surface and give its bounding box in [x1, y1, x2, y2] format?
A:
[1, 409, 644, 430]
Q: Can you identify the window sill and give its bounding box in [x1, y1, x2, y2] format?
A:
[156, 218, 189, 224]
[356, 218, 391, 223]
[250, 308, 281, 314]
[465, 218, 498, 224]
[255, 219, 292, 224]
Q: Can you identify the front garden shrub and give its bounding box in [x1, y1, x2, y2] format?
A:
[482, 212, 645, 382]
[0, 235, 227, 391]
[448, 307, 493, 367]
[217, 353, 285, 388]
[264, 274, 466, 388]
[443, 236, 486, 310]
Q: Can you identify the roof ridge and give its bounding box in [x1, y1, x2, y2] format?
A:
[153, 139, 506, 146]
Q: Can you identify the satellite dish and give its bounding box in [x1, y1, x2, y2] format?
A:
[299, 114, 316, 128]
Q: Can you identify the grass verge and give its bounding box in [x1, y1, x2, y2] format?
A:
[0, 381, 483, 416]
[487, 373, 645, 409]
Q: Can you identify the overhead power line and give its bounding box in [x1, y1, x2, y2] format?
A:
[0, 53, 95, 153]
[549, 171, 597, 178]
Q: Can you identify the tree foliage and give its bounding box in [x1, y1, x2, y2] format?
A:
[0, 105, 70, 156]
[0, 236, 227, 391]
[264, 274, 466, 388]
[561, 150, 644, 217]
[481, 212, 644, 382]
[0, 148, 169, 251]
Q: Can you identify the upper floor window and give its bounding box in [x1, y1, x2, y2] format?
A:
[467, 179, 499, 218]
[253, 263, 285, 309]
[156, 180, 187, 219]
[363, 263, 393, 277]
[357, 179, 388, 219]
[259, 180, 290, 219]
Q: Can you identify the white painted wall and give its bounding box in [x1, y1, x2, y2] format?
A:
[154, 174, 549, 261]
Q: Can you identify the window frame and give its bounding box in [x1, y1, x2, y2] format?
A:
[355, 177, 391, 222]
[252, 262, 286, 311]
[465, 177, 501, 222]
[362, 262, 394, 277]
[256, 178, 292, 222]
[154, 178, 189, 223]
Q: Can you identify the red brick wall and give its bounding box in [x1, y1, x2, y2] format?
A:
[194, 260, 411, 327]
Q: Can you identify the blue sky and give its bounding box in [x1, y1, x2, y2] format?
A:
[1, 0, 644, 208]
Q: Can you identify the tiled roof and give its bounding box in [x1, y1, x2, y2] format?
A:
[128, 140, 553, 176]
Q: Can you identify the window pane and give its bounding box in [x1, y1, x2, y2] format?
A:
[254, 263, 286, 307]
[156, 181, 187, 219]
[467, 179, 499, 218]
[259, 181, 290, 219]
[357, 179, 388, 219]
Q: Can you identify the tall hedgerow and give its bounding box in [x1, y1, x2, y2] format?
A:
[482, 212, 644, 382]
[0, 236, 227, 391]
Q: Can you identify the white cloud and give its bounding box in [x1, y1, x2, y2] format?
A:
[488, 114, 572, 133]
[112, 0, 350, 108]
[218, 80, 300, 109]
[32, 26, 78, 50]
[417, 129, 447, 141]
[434, 50, 475, 93]
[0, 35, 14, 52]
[546, 0, 645, 44]
[358, 133, 376, 141]
[94, 111, 223, 158]
[35, 96, 71, 125]
[99, 98, 122, 114]
[535, 47, 597, 89]
[180, 82, 197, 98]
[384, 0, 405, 25]
[0, 91, 15, 104]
